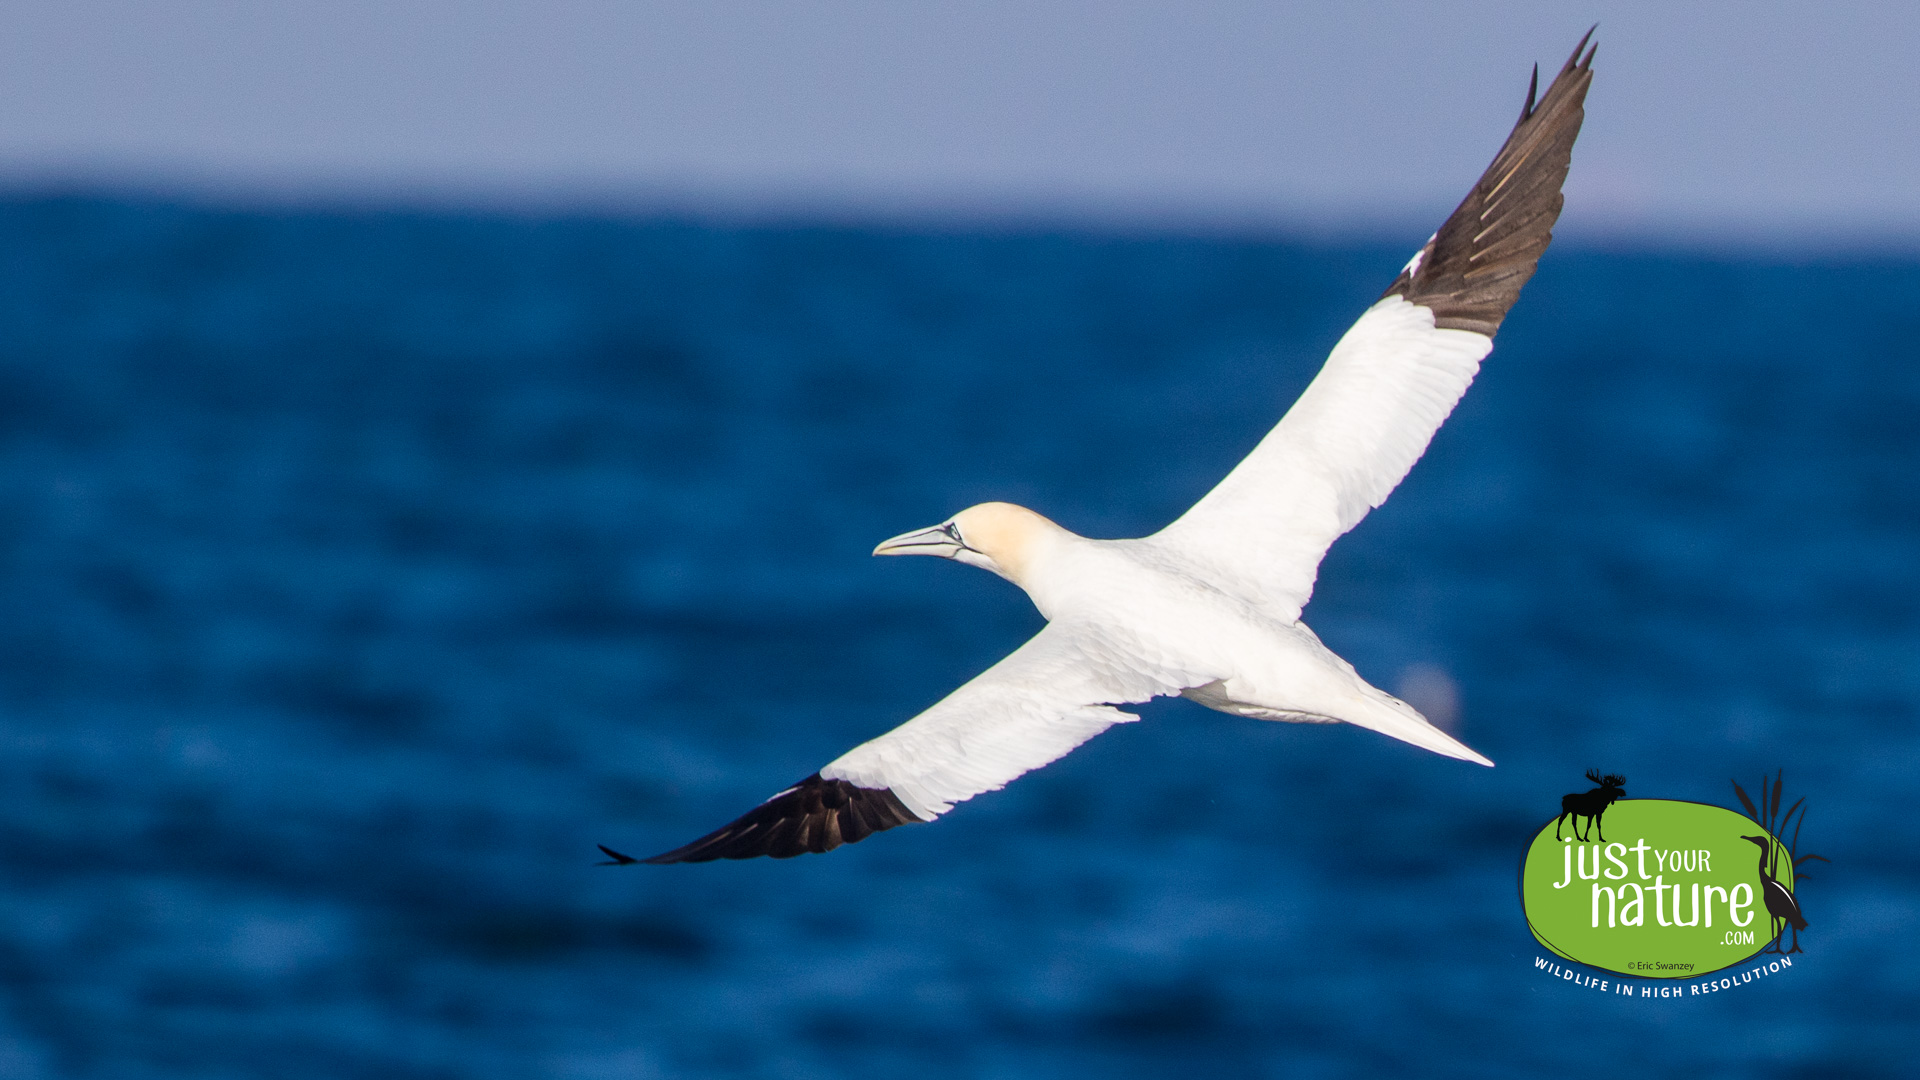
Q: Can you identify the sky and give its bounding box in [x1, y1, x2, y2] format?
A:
[1, 1, 1916, 246]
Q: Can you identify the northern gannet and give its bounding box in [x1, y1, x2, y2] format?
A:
[619, 32, 1597, 864]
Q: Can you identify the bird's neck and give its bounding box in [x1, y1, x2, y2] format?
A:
[996, 526, 1090, 621]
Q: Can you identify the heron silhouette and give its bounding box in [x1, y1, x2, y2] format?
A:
[1741, 834, 1807, 954]
[1732, 770, 1826, 955]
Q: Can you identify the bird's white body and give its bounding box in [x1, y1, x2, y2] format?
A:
[824, 534, 1483, 823]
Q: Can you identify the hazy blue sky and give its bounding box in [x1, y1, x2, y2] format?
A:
[2, 1, 1915, 245]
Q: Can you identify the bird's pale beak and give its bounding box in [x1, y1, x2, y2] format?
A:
[873, 522, 966, 558]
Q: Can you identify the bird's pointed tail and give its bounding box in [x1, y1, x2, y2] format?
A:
[1347, 692, 1494, 766]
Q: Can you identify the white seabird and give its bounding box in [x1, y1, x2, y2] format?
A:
[621, 32, 1597, 864]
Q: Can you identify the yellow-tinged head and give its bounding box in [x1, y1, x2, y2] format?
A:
[872, 501, 1067, 586]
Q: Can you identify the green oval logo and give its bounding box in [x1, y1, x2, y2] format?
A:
[1521, 800, 1792, 978]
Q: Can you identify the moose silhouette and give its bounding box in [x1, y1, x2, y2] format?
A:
[1555, 769, 1626, 842]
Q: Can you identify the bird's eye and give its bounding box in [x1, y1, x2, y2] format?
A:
[942, 523, 962, 543]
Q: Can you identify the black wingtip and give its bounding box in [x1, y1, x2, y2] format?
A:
[636, 773, 925, 864]
[1565, 25, 1597, 72]
[596, 844, 639, 866]
[1385, 28, 1594, 336]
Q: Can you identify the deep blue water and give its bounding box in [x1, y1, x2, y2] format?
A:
[0, 196, 1912, 1077]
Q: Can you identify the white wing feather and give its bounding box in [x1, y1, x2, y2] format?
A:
[822, 622, 1199, 820]
[1155, 294, 1492, 619]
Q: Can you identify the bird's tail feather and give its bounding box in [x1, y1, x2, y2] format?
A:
[1345, 694, 1494, 767]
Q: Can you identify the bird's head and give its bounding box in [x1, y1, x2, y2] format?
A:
[1740, 835, 1772, 850]
[872, 502, 1063, 587]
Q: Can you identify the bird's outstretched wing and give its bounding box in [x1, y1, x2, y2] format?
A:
[1156, 32, 1596, 619]
[637, 622, 1202, 862]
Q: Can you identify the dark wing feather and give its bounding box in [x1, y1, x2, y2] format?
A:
[641, 773, 923, 864]
[1381, 28, 1597, 337]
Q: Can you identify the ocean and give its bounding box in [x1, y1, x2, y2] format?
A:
[0, 196, 1911, 1077]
